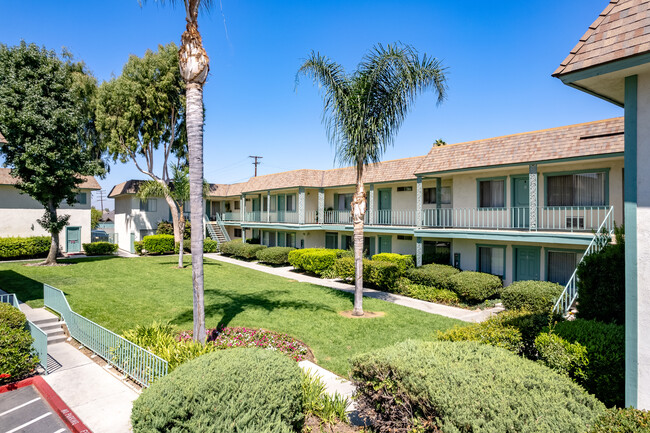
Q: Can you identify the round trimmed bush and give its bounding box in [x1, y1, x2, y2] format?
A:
[0, 304, 37, 384]
[82, 242, 118, 256]
[256, 247, 295, 265]
[589, 407, 650, 433]
[0, 302, 27, 329]
[351, 340, 605, 433]
[142, 234, 175, 254]
[131, 348, 303, 433]
[502, 280, 564, 313]
[371, 253, 414, 274]
[0, 236, 51, 260]
[448, 271, 502, 302]
[405, 263, 459, 289]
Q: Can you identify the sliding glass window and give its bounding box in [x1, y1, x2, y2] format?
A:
[547, 251, 580, 286]
[478, 179, 505, 208]
[546, 172, 606, 206]
[477, 245, 505, 279]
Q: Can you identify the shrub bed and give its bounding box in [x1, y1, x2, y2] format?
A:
[553, 319, 625, 408]
[0, 303, 38, 385]
[405, 263, 459, 290]
[82, 242, 118, 256]
[142, 234, 175, 255]
[131, 348, 303, 433]
[333, 257, 399, 290]
[534, 332, 588, 380]
[290, 249, 344, 275]
[203, 239, 218, 253]
[371, 253, 414, 274]
[256, 246, 295, 265]
[351, 340, 605, 433]
[589, 407, 650, 433]
[219, 239, 266, 259]
[502, 280, 564, 313]
[448, 271, 502, 302]
[0, 236, 50, 260]
[395, 280, 461, 304]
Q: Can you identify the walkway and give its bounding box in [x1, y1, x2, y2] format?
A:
[204, 253, 502, 322]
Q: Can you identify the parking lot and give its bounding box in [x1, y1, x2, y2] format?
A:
[0, 385, 71, 433]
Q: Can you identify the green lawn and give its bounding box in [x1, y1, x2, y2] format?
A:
[0, 256, 463, 374]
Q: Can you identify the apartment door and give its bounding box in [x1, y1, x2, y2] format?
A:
[512, 177, 530, 229]
[66, 227, 81, 253]
[130, 233, 135, 254]
[515, 246, 540, 281]
[277, 195, 285, 222]
[325, 232, 338, 249]
[378, 189, 392, 225]
[252, 197, 261, 221]
[378, 236, 392, 254]
[364, 236, 375, 257]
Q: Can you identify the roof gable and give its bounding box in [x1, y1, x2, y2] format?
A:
[0, 168, 101, 190]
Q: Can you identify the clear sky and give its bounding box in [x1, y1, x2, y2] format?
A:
[0, 0, 621, 210]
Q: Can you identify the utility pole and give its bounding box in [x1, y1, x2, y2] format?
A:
[249, 155, 263, 177]
[95, 189, 107, 210]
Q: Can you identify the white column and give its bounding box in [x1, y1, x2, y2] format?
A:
[318, 188, 325, 224]
[298, 187, 305, 224]
[368, 184, 375, 225]
[416, 236, 423, 267]
[529, 164, 538, 230]
[416, 176, 423, 228]
[267, 191, 271, 222]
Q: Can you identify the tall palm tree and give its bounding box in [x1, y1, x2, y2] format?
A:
[141, 0, 211, 342]
[297, 43, 447, 316]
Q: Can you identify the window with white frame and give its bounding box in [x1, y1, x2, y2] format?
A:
[547, 251, 580, 286]
[139, 198, 157, 212]
[286, 194, 296, 212]
[423, 187, 452, 205]
[546, 172, 606, 207]
[478, 180, 505, 208]
[478, 246, 505, 279]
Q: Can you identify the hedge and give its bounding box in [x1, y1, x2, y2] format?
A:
[289, 249, 345, 275]
[0, 302, 28, 329]
[256, 247, 295, 265]
[333, 257, 399, 290]
[219, 240, 267, 259]
[351, 340, 605, 433]
[553, 319, 625, 408]
[131, 348, 302, 433]
[394, 279, 461, 304]
[0, 304, 38, 385]
[371, 253, 414, 274]
[448, 271, 502, 302]
[82, 242, 118, 256]
[203, 239, 219, 253]
[501, 280, 565, 313]
[405, 263, 459, 290]
[534, 332, 588, 380]
[142, 235, 175, 255]
[589, 407, 650, 433]
[0, 236, 50, 260]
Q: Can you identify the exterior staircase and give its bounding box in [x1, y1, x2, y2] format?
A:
[205, 213, 231, 245]
[31, 315, 66, 345]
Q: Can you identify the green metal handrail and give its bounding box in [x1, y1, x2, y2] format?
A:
[0, 293, 48, 373]
[214, 213, 231, 242]
[44, 284, 168, 387]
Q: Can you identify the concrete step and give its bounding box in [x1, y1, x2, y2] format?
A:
[48, 335, 67, 344]
[38, 321, 66, 331]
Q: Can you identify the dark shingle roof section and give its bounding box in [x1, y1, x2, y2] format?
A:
[108, 179, 148, 198]
[414, 118, 624, 175]
[553, 0, 650, 76]
[322, 156, 425, 187]
[242, 169, 324, 193]
[0, 168, 101, 189]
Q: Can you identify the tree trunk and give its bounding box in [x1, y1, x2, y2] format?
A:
[178, 213, 185, 268]
[159, 182, 182, 244]
[43, 200, 59, 265]
[187, 82, 206, 342]
[351, 171, 366, 316]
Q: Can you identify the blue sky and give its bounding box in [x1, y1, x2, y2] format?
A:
[0, 1, 620, 210]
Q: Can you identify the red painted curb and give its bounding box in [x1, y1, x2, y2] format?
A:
[0, 376, 93, 433]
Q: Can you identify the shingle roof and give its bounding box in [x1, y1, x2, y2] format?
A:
[0, 168, 101, 190]
[322, 156, 426, 187]
[553, 0, 650, 76]
[414, 117, 624, 175]
[108, 179, 151, 198]
[242, 169, 324, 193]
[208, 182, 248, 198]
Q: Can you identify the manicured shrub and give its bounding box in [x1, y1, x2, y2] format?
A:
[142, 234, 175, 255]
[288, 248, 346, 272]
[203, 239, 218, 253]
[405, 263, 459, 289]
[577, 235, 625, 324]
[0, 304, 37, 384]
[371, 253, 414, 274]
[448, 271, 502, 302]
[502, 280, 564, 313]
[157, 220, 190, 240]
[134, 241, 144, 255]
[589, 407, 650, 433]
[218, 239, 266, 259]
[333, 257, 360, 281]
[395, 280, 461, 304]
[554, 319, 625, 408]
[351, 340, 605, 433]
[534, 332, 588, 380]
[333, 257, 399, 290]
[131, 349, 303, 433]
[0, 302, 27, 329]
[299, 250, 340, 275]
[82, 242, 118, 256]
[256, 247, 295, 265]
[219, 239, 243, 256]
[0, 236, 50, 260]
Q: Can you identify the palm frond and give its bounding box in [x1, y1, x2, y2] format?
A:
[137, 180, 169, 200]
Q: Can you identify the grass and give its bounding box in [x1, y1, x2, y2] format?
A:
[0, 255, 463, 375]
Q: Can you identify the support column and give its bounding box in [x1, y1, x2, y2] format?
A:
[241, 195, 246, 222]
[435, 178, 442, 210]
[318, 188, 325, 224]
[267, 191, 271, 222]
[529, 164, 538, 230]
[416, 236, 423, 267]
[242, 227, 247, 243]
[416, 177, 422, 228]
[298, 187, 305, 224]
[368, 184, 375, 225]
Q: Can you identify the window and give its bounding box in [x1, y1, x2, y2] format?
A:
[397, 186, 413, 192]
[342, 235, 353, 250]
[325, 232, 338, 249]
[547, 251, 580, 286]
[478, 180, 505, 208]
[423, 187, 452, 204]
[286, 194, 296, 212]
[139, 229, 155, 239]
[234, 228, 242, 238]
[337, 193, 354, 210]
[225, 202, 232, 212]
[234, 200, 240, 210]
[397, 235, 413, 241]
[478, 246, 505, 279]
[424, 241, 451, 265]
[139, 199, 157, 212]
[75, 192, 87, 205]
[546, 172, 606, 206]
[363, 236, 375, 256]
[285, 232, 296, 248]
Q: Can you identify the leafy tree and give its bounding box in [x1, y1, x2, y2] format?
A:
[91, 207, 103, 229]
[0, 42, 105, 264]
[95, 43, 187, 245]
[434, 138, 447, 146]
[297, 43, 447, 315]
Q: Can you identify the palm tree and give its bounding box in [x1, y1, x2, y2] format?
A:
[141, 0, 211, 342]
[297, 43, 447, 316]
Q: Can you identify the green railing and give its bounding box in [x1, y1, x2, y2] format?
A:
[44, 284, 168, 387]
[0, 293, 48, 373]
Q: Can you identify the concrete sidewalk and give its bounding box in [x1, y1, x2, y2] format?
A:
[204, 253, 502, 322]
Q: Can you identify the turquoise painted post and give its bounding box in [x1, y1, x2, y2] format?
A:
[369, 184, 375, 225]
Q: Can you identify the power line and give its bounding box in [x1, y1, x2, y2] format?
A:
[95, 190, 107, 210]
[249, 155, 263, 177]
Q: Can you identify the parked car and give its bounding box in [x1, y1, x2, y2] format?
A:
[91, 229, 109, 242]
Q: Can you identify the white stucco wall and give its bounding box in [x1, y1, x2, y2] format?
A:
[113, 195, 172, 252]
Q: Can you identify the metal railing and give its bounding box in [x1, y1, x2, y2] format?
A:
[221, 211, 241, 222]
[323, 210, 352, 225]
[0, 293, 48, 373]
[552, 206, 615, 315]
[44, 284, 168, 387]
[373, 209, 417, 226]
[214, 213, 231, 242]
[537, 206, 610, 232]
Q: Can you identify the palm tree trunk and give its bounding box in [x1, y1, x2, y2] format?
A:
[351, 168, 366, 316]
[187, 82, 206, 342]
[178, 213, 185, 268]
[42, 200, 59, 265]
[162, 189, 182, 244]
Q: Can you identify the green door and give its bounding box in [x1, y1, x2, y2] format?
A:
[515, 247, 540, 281]
[277, 195, 285, 222]
[512, 177, 529, 229]
[67, 227, 81, 253]
[364, 236, 375, 257]
[130, 233, 136, 254]
[378, 189, 392, 225]
[325, 232, 338, 249]
[378, 235, 392, 254]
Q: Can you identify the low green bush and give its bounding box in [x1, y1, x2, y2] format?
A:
[301, 371, 350, 425]
[203, 239, 218, 253]
[0, 236, 50, 260]
[134, 241, 144, 255]
[288, 248, 346, 272]
[395, 279, 461, 304]
[0, 302, 27, 329]
[534, 332, 588, 380]
[332, 257, 359, 281]
[371, 253, 414, 274]
[502, 280, 564, 313]
[174, 240, 191, 254]
[219, 239, 266, 259]
[351, 340, 605, 433]
[405, 263, 459, 289]
[589, 407, 650, 433]
[256, 247, 295, 265]
[219, 239, 243, 256]
[157, 220, 190, 240]
[554, 319, 625, 408]
[448, 271, 502, 302]
[333, 257, 399, 290]
[142, 234, 175, 255]
[298, 250, 340, 275]
[131, 348, 303, 433]
[0, 304, 38, 385]
[82, 242, 118, 256]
